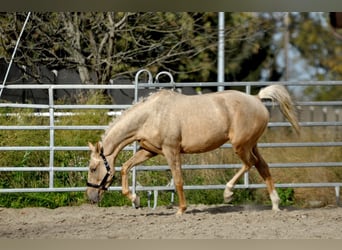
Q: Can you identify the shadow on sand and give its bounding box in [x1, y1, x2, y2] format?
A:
[136, 202, 303, 217]
[142, 203, 300, 216]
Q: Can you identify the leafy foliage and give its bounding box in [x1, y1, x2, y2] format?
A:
[0, 12, 278, 84]
[1, 12, 340, 98]
[289, 13, 342, 100]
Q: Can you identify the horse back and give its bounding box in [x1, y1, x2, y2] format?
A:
[143, 90, 269, 153]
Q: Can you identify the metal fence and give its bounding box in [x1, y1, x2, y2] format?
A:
[0, 69, 341, 207]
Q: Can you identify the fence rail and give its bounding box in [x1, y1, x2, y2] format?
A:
[0, 70, 341, 207]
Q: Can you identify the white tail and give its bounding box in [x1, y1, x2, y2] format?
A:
[258, 85, 300, 134]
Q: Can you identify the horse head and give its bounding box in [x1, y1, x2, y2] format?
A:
[86, 141, 115, 203]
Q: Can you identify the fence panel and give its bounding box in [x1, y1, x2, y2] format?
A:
[0, 71, 341, 207]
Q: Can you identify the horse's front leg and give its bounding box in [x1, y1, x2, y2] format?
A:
[121, 149, 156, 207]
[173, 168, 186, 215]
[164, 149, 186, 215]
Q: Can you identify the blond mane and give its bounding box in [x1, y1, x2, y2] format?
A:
[102, 89, 175, 140]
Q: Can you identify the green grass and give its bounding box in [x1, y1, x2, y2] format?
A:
[0, 92, 341, 209]
[0, 192, 85, 208]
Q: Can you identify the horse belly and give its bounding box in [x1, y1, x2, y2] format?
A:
[180, 124, 229, 153]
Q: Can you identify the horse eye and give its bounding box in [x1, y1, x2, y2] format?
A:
[90, 165, 97, 173]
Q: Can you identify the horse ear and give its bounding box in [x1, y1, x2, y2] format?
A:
[88, 142, 95, 152]
[95, 141, 103, 153]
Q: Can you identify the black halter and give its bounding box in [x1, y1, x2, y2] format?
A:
[86, 149, 113, 191]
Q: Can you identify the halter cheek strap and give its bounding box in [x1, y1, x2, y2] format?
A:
[100, 149, 111, 172]
[86, 149, 113, 190]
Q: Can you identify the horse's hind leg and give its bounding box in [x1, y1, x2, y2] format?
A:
[223, 164, 250, 203]
[121, 149, 156, 208]
[223, 144, 255, 203]
[253, 146, 280, 211]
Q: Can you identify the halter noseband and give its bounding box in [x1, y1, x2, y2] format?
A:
[86, 149, 113, 191]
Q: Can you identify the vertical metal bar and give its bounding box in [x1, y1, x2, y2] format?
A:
[132, 83, 138, 200]
[335, 109, 340, 136]
[217, 12, 225, 92]
[134, 69, 153, 100]
[132, 69, 153, 206]
[284, 12, 289, 81]
[244, 83, 251, 187]
[153, 190, 158, 209]
[48, 86, 54, 189]
[335, 186, 340, 206]
[245, 85, 251, 96]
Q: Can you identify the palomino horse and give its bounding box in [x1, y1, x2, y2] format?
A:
[86, 85, 300, 215]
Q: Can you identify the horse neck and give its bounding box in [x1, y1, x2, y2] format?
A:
[102, 109, 145, 157]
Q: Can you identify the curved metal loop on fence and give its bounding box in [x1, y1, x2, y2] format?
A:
[154, 71, 175, 90]
[134, 69, 153, 84]
[134, 69, 154, 103]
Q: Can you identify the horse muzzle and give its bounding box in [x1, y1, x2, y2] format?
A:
[86, 187, 104, 203]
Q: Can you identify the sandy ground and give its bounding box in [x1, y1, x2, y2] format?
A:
[0, 203, 341, 239]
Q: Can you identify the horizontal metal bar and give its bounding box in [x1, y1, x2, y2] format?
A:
[0, 146, 51, 151]
[0, 103, 49, 109]
[1, 142, 340, 152]
[52, 104, 130, 110]
[1, 102, 341, 111]
[135, 182, 342, 192]
[0, 126, 51, 130]
[259, 142, 342, 147]
[137, 81, 342, 88]
[0, 125, 108, 130]
[0, 146, 134, 151]
[131, 162, 342, 172]
[0, 187, 88, 193]
[296, 101, 342, 106]
[1, 182, 342, 193]
[225, 142, 342, 148]
[54, 125, 108, 130]
[1, 81, 342, 91]
[268, 121, 342, 127]
[0, 167, 86, 172]
[1, 84, 136, 90]
[133, 162, 342, 171]
[0, 103, 130, 110]
[52, 146, 134, 151]
[0, 122, 340, 131]
[0, 166, 122, 172]
[0, 111, 123, 117]
[3, 162, 341, 173]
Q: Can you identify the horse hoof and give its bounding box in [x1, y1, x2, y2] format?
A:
[176, 209, 186, 216]
[224, 197, 233, 203]
[223, 190, 233, 203]
[132, 194, 140, 209]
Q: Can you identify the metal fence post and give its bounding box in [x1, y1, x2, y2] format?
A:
[243, 84, 251, 188]
[48, 86, 55, 189]
[335, 186, 340, 206]
[132, 69, 153, 206]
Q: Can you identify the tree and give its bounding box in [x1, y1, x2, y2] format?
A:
[289, 12, 342, 100]
[1, 12, 131, 84]
[0, 12, 280, 86]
